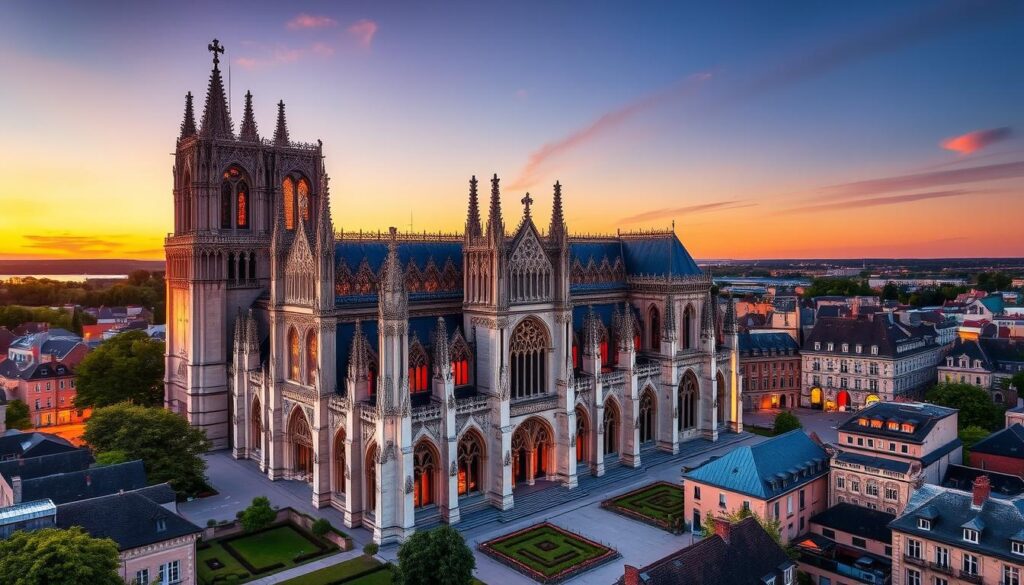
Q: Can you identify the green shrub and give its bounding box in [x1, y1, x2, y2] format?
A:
[773, 411, 802, 435]
[312, 518, 332, 537]
[240, 496, 275, 533]
[206, 519, 218, 527]
[364, 542, 380, 556]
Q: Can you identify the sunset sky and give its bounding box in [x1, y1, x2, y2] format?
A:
[1, 0, 1022, 260]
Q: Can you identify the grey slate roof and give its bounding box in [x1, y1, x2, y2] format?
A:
[683, 430, 827, 499]
[0, 448, 93, 482]
[811, 502, 895, 544]
[0, 360, 74, 381]
[20, 460, 147, 505]
[737, 331, 800, 355]
[56, 489, 200, 550]
[803, 315, 938, 359]
[890, 484, 1024, 565]
[0, 430, 76, 459]
[971, 424, 1024, 459]
[837, 402, 957, 444]
[834, 451, 912, 474]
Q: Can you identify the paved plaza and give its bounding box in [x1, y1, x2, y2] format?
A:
[744, 407, 852, 444]
[180, 432, 765, 584]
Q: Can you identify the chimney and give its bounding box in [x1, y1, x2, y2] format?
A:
[624, 565, 641, 585]
[12, 476, 22, 504]
[973, 475, 991, 507]
[713, 517, 732, 543]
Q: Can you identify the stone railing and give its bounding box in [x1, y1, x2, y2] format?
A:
[456, 394, 491, 414]
[328, 394, 351, 412]
[600, 370, 626, 386]
[359, 402, 379, 423]
[510, 395, 559, 418]
[635, 361, 661, 379]
[412, 403, 442, 423]
[573, 376, 594, 394]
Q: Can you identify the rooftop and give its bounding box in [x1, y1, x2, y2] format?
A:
[811, 502, 895, 544]
[20, 460, 147, 505]
[970, 424, 1024, 459]
[56, 488, 200, 551]
[837, 402, 957, 444]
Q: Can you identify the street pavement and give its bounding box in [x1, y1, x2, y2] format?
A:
[744, 407, 853, 444]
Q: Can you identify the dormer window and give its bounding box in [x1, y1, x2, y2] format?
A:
[156, 518, 167, 533]
[964, 528, 979, 543]
[887, 421, 899, 430]
[1012, 541, 1024, 556]
[918, 518, 931, 530]
[901, 423, 915, 433]
[947, 357, 954, 366]
[842, 343, 849, 353]
[870, 419, 883, 429]
[858, 417, 869, 427]
[827, 343, 834, 351]
[783, 566, 794, 585]
[871, 345, 878, 355]
[814, 342, 821, 351]
[855, 344, 862, 354]
[763, 576, 776, 585]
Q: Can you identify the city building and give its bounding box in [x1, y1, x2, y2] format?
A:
[617, 516, 796, 585]
[943, 464, 1024, 498]
[830, 402, 961, 515]
[3, 329, 87, 369]
[165, 43, 742, 544]
[800, 314, 943, 410]
[0, 448, 93, 506]
[738, 331, 801, 410]
[682, 430, 828, 543]
[969, 425, 1024, 479]
[9, 460, 147, 505]
[0, 360, 88, 427]
[794, 503, 894, 585]
[938, 337, 1024, 406]
[0, 429, 77, 460]
[890, 477, 1024, 585]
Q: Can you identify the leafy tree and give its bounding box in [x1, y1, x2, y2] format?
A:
[5, 399, 32, 430]
[84, 403, 210, 496]
[802, 277, 873, 299]
[71, 307, 83, 336]
[960, 425, 991, 465]
[94, 450, 130, 466]
[773, 411, 803, 435]
[0, 527, 121, 585]
[241, 496, 276, 532]
[1008, 372, 1024, 393]
[926, 383, 1004, 431]
[395, 525, 475, 585]
[312, 518, 332, 537]
[977, 271, 1012, 292]
[880, 282, 900, 301]
[74, 330, 165, 408]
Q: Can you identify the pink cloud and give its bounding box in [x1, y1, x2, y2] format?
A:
[821, 161, 1024, 198]
[347, 19, 378, 48]
[287, 13, 338, 31]
[619, 201, 756, 225]
[311, 42, 335, 57]
[941, 127, 1013, 155]
[234, 43, 328, 70]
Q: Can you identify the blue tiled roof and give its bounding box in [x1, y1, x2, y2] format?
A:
[334, 240, 463, 304]
[621, 235, 701, 277]
[737, 332, 799, 353]
[683, 430, 827, 499]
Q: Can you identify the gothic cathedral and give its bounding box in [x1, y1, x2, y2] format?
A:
[165, 42, 743, 545]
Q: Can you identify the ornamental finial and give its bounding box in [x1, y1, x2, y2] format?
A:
[208, 39, 225, 69]
[521, 192, 533, 219]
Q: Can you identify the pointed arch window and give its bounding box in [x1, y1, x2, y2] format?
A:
[649, 306, 661, 350]
[679, 372, 698, 431]
[287, 327, 300, 381]
[180, 170, 192, 233]
[413, 441, 438, 508]
[458, 431, 484, 496]
[451, 336, 473, 387]
[221, 182, 233, 230]
[298, 178, 311, 222]
[283, 176, 296, 230]
[409, 341, 430, 393]
[510, 318, 549, 399]
[221, 166, 250, 230]
[306, 331, 318, 385]
[682, 304, 695, 350]
[237, 181, 249, 228]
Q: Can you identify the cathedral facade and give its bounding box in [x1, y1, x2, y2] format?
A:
[165, 44, 743, 544]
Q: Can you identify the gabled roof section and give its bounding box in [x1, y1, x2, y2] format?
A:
[334, 239, 463, 305]
[971, 424, 1024, 459]
[0, 448, 93, 482]
[56, 489, 201, 551]
[20, 460, 147, 505]
[683, 430, 827, 499]
[837, 402, 957, 444]
[620, 231, 701, 277]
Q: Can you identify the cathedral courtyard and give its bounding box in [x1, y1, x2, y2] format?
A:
[180, 431, 761, 584]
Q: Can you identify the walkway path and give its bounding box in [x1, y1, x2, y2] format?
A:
[247, 548, 365, 585]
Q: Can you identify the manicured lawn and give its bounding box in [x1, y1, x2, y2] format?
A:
[280, 555, 383, 585]
[481, 522, 617, 584]
[346, 570, 394, 585]
[229, 525, 324, 569]
[197, 541, 250, 583]
[603, 481, 685, 532]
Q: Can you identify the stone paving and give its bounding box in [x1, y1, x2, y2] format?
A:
[182, 431, 765, 584]
[744, 407, 850, 444]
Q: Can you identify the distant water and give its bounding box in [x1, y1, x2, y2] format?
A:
[0, 274, 127, 282]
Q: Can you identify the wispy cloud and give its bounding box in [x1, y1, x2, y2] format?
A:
[785, 189, 974, 214]
[619, 200, 755, 225]
[287, 13, 338, 31]
[21, 235, 138, 254]
[507, 72, 712, 190]
[235, 43, 327, 70]
[347, 19, 378, 49]
[941, 127, 1013, 155]
[821, 160, 1024, 198]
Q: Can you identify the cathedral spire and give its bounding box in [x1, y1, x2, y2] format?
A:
[465, 175, 482, 239]
[723, 294, 737, 335]
[273, 100, 290, 146]
[180, 92, 197, 139]
[549, 180, 566, 240]
[583, 306, 603, 357]
[315, 177, 335, 254]
[348, 320, 371, 382]
[432, 317, 452, 381]
[486, 173, 504, 239]
[239, 91, 259, 142]
[379, 227, 408, 319]
[199, 39, 234, 139]
[618, 302, 637, 351]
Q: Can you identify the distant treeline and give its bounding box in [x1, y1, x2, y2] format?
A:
[0, 271, 165, 324]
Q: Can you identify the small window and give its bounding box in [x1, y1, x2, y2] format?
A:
[783, 566, 794, 585]
[814, 342, 821, 351]
[693, 485, 701, 500]
[852, 536, 866, 549]
[1012, 540, 1024, 555]
[918, 518, 930, 530]
[822, 527, 836, 539]
[964, 528, 979, 543]
[719, 493, 727, 509]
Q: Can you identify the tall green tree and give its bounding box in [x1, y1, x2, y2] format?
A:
[5, 399, 32, 430]
[396, 525, 476, 585]
[0, 527, 121, 585]
[74, 330, 165, 408]
[84, 403, 210, 496]
[926, 382, 1004, 431]
[773, 411, 803, 435]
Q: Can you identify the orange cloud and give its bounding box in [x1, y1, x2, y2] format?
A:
[619, 201, 755, 225]
[785, 189, 974, 214]
[347, 19, 378, 48]
[821, 160, 1024, 198]
[941, 127, 1013, 155]
[287, 13, 338, 30]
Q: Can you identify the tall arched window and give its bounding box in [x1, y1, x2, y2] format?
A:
[682, 304, 695, 350]
[716, 371, 727, 425]
[288, 408, 313, 480]
[413, 441, 438, 508]
[366, 443, 378, 512]
[283, 177, 296, 230]
[451, 335, 472, 387]
[457, 431, 485, 496]
[181, 170, 192, 233]
[298, 178, 311, 222]
[221, 166, 249, 230]
[679, 371, 698, 431]
[333, 429, 346, 495]
[575, 407, 589, 463]
[287, 327, 300, 381]
[510, 318, 549, 399]
[306, 331, 318, 385]
[604, 400, 619, 455]
[640, 389, 655, 443]
[649, 306, 661, 350]
[409, 341, 429, 393]
[250, 396, 262, 453]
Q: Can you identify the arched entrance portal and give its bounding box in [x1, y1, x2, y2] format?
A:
[639, 389, 656, 444]
[511, 417, 553, 488]
[603, 400, 620, 456]
[837, 390, 851, 410]
[287, 408, 313, 482]
[810, 387, 823, 408]
[457, 430, 485, 497]
[413, 440, 439, 508]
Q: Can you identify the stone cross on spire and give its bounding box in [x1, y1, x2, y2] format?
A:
[208, 39, 225, 69]
[521, 192, 533, 219]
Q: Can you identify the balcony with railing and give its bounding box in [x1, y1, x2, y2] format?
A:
[958, 570, 982, 584]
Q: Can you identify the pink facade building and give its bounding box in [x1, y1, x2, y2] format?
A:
[830, 402, 962, 515]
[682, 430, 828, 543]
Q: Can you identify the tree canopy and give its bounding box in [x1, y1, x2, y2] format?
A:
[5, 399, 32, 430]
[0, 305, 95, 333]
[0, 272, 166, 324]
[0, 527, 121, 585]
[926, 382, 1004, 431]
[773, 411, 803, 435]
[241, 496, 276, 532]
[84, 403, 210, 496]
[396, 525, 476, 585]
[74, 330, 165, 408]
[802, 278, 873, 299]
